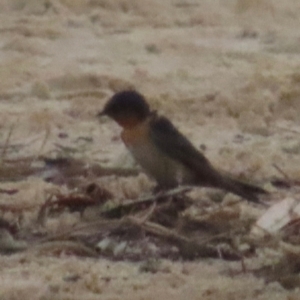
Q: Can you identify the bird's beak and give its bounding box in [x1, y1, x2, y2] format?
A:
[96, 110, 106, 118]
[97, 109, 111, 124]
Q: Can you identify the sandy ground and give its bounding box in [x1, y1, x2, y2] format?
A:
[1, 0, 300, 299]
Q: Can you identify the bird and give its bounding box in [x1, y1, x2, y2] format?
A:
[98, 90, 267, 202]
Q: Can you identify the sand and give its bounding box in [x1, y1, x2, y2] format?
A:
[0, 0, 300, 299]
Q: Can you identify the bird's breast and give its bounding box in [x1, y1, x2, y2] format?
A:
[121, 122, 195, 187]
[121, 122, 149, 147]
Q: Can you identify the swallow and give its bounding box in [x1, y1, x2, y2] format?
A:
[98, 90, 267, 202]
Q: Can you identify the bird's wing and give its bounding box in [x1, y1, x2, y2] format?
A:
[149, 114, 267, 201]
[149, 115, 218, 183]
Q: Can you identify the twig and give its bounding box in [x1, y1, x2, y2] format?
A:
[131, 201, 157, 225]
[100, 186, 191, 218]
[272, 163, 290, 180]
[129, 219, 240, 260]
[1, 122, 17, 161]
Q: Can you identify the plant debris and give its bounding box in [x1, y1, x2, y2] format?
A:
[0, 151, 300, 289]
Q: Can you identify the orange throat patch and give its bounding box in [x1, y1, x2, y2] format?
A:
[121, 119, 149, 147]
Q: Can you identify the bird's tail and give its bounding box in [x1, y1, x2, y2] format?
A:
[217, 173, 267, 203]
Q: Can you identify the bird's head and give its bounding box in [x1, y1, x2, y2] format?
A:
[98, 90, 151, 127]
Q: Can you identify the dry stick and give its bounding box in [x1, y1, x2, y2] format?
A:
[100, 186, 191, 218]
[40, 187, 190, 241]
[240, 256, 247, 273]
[26, 126, 51, 169]
[272, 163, 290, 181]
[0, 125, 50, 181]
[135, 201, 157, 224]
[38, 200, 240, 259]
[1, 122, 17, 162]
[0, 120, 39, 180]
[134, 218, 231, 246]
[128, 218, 240, 259]
[38, 188, 188, 240]
[36, 194, 54, 227]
